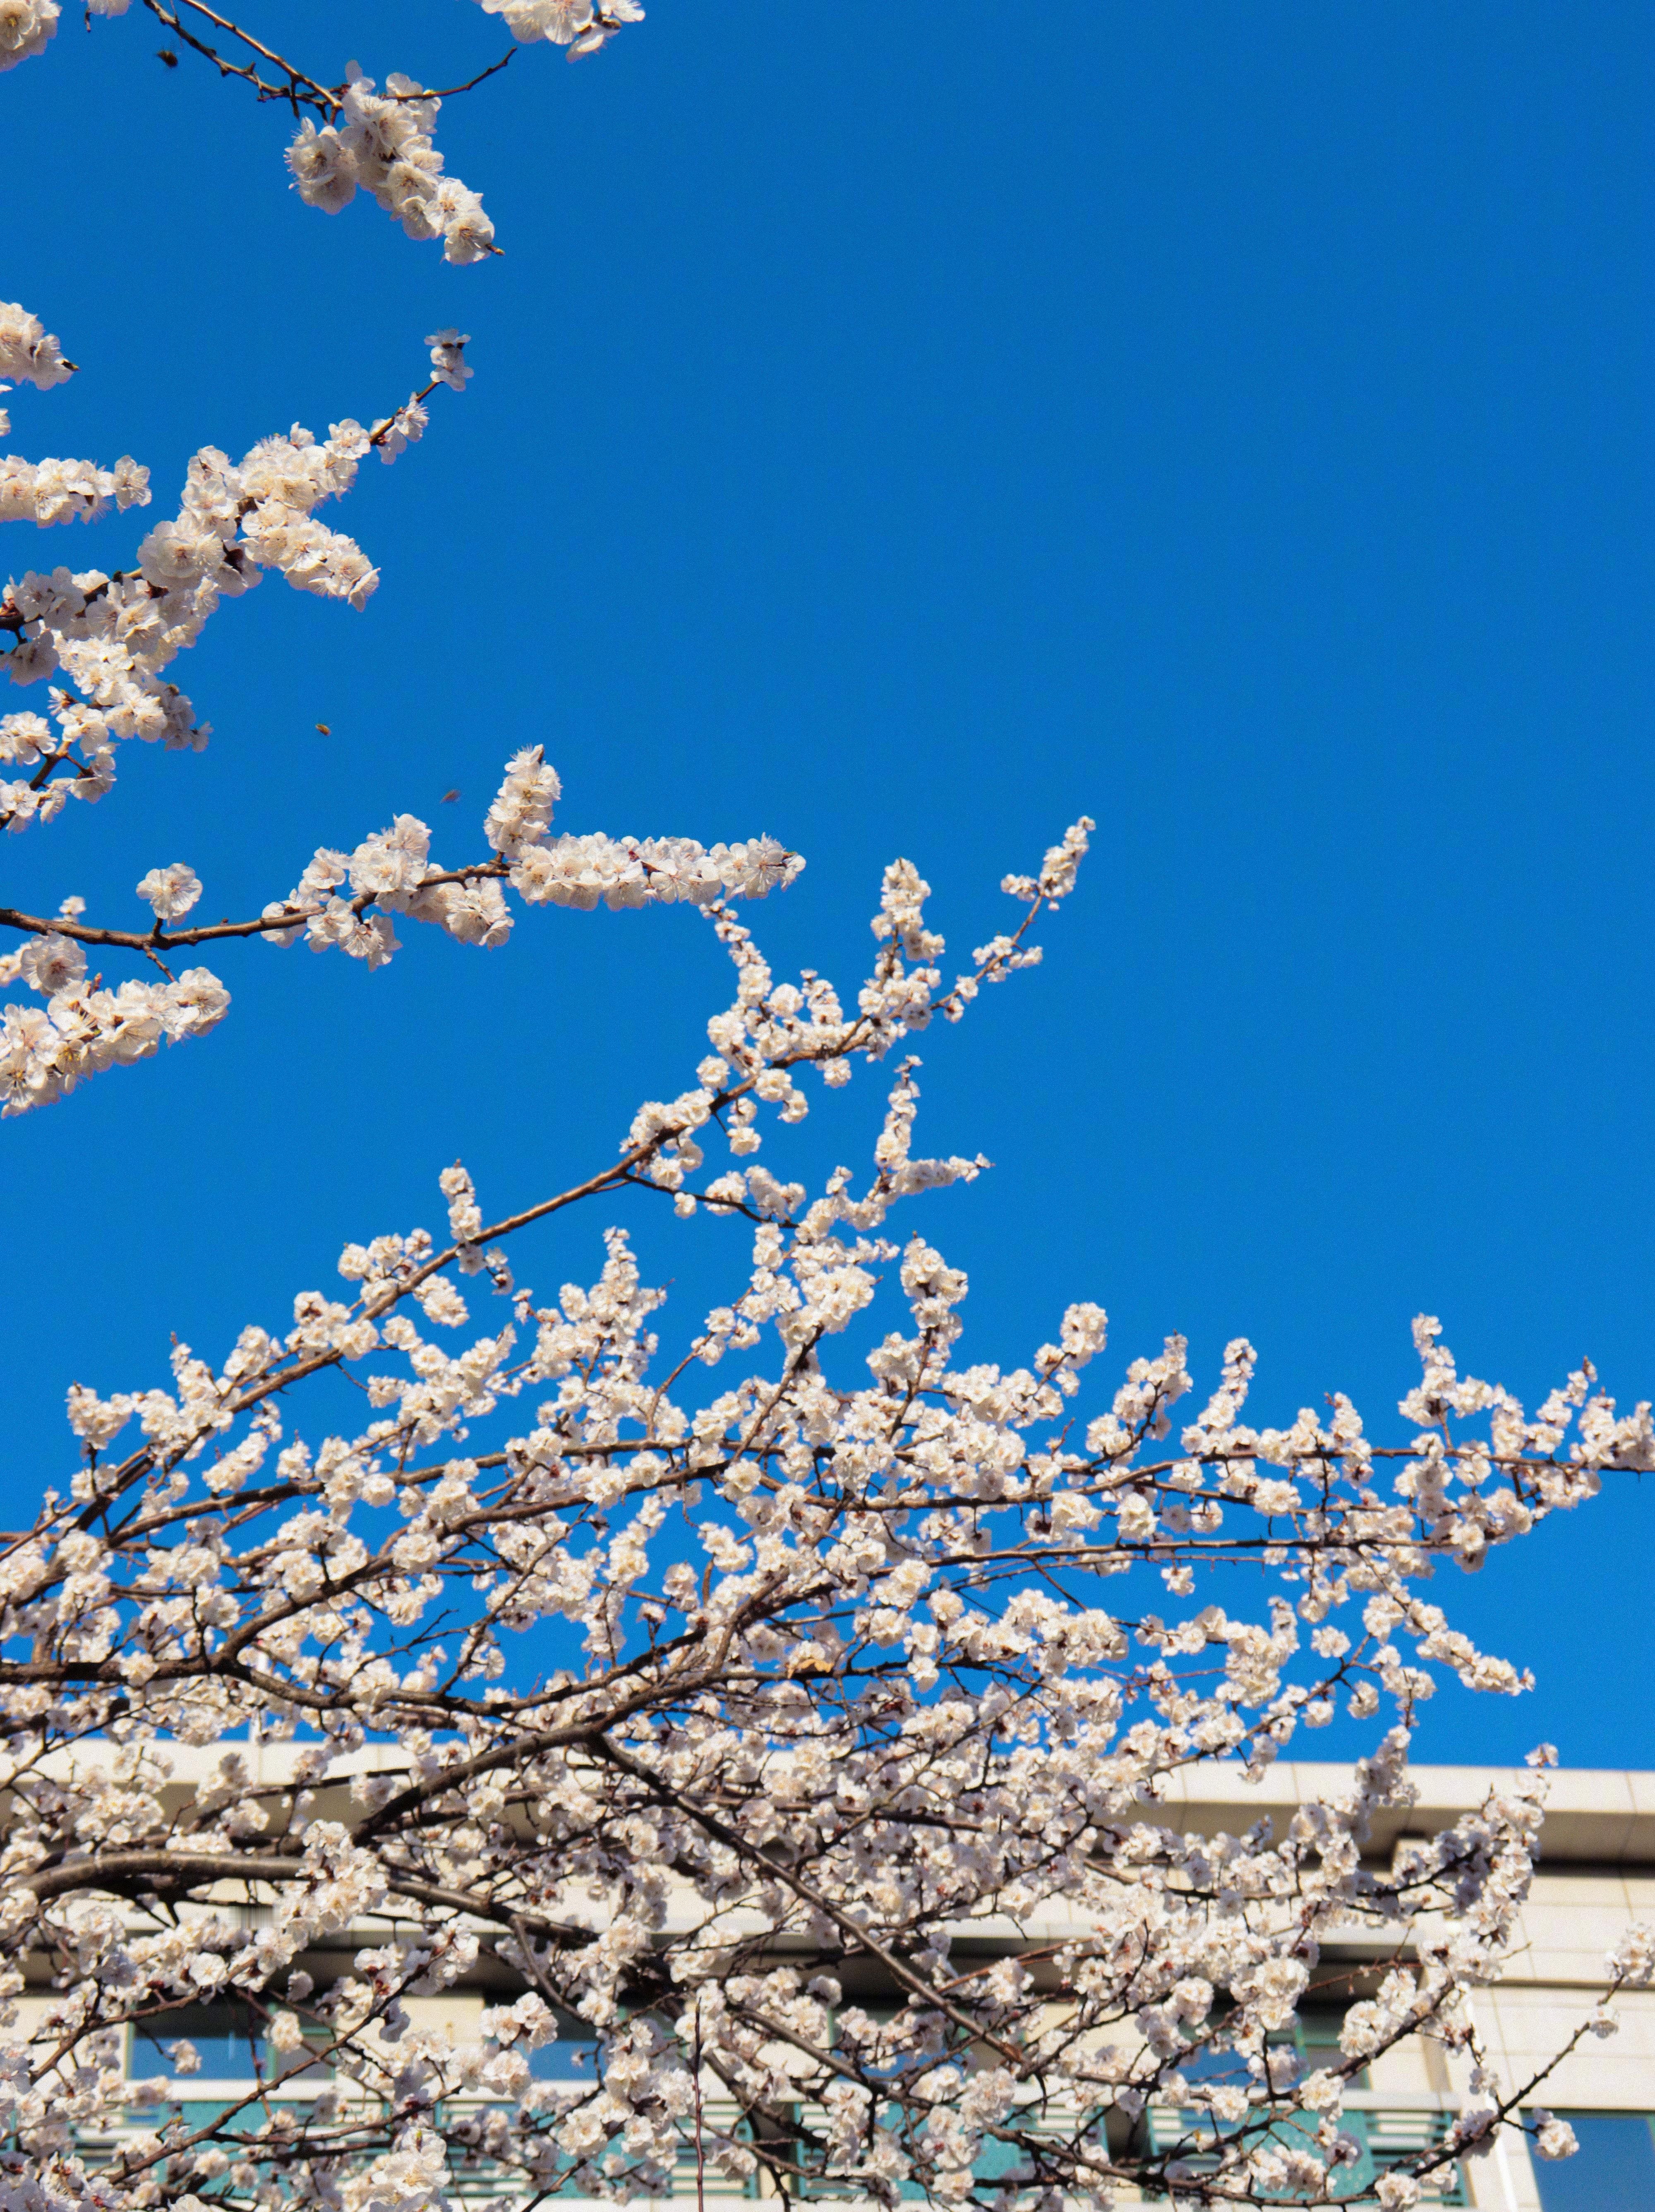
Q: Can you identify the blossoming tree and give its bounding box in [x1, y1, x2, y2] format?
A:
[1, 9, 1648, 2210]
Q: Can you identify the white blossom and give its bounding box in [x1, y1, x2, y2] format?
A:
[2, 332, 456, 835]
[135, 862, 202, 921]
[1531, 2111, 1579, 2162]
[0, 0, 56, 72]
[0, 298, 72, 386]
[425, 329, 473, 391]
[0, 964, 228, 1112]
[477, 0, 645, 58]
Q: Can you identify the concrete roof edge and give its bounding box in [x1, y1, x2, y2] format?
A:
[1149, 1763, 1655, 1863]
[29, 1748, 1655, 1862]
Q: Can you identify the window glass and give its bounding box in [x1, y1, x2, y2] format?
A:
[128, 2001, 328, 2080]
[1146, 2006, 1466, 2207]
[1291, 2005, 1370, 2090]
[526, 2015, 600, 2080]
[1532, 2113, 1655, 2211]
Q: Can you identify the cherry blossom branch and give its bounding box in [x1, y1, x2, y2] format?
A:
[139, 0, 521, 115]
[1, 331, 466, 843]
[0, 863, 509, 955]
[16, 1847, 589, 1946]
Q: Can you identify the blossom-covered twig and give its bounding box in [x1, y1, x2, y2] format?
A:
[1, 319, 469, 835]
[0, 742, 806, 1112]
[0, 825, 1644, 2209]
[1, 0, 647, 262]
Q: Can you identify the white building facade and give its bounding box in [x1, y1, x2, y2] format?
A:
[20, 1756, 1655, 2209]
[1148, 1762, 1655, 2211]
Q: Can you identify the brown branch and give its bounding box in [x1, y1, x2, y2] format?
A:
[589, 1733, 1033, 2076]
[348, 1582, 785, 1847]
[368, 375, 444, 446]
[14, 1845, 587, 1950]
[134, 1, 517, 117]
[398, 51, 518, 102]
[138, 0, 340, 115]
[0, 858, 508, 955]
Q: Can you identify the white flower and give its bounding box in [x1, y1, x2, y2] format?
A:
[137, 517, 230, 590]
[1532, 2111, 1578, 2162]
[136, 862, 203, 921]
[348, 814, 430, 897]
[113, 454, 151, 508]
[571, 2, 645, 57]
[440, 1162, 483, 1244]
[1060, 1300, 1109, 1363]
[480, 0, 594, 44]
[0, 297, 72, 383]
[18, 931, 84, 995]
[0, 712, 50, 765]
[1374, 2178, 1421, 2210]
[1610, 1922, 1655, 1987]
[439, 180, 495, 262]
[484, 745, 559, 855]
[0, 0, 56, 72]
[426, 328, 473, 390]
[287, 122, 359, 213]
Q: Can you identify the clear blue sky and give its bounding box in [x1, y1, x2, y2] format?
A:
[4, 2, 1653, 1766]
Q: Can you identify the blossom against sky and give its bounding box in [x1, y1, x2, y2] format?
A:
[2, 1, 1653, 1764]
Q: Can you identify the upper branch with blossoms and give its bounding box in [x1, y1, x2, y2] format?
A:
[2, 312, 468, 820]
[0, 0, 647, 264]
[0, 312, 489, 1112]
[0, 744, 805, 1114]
[0, 317, 811, 1117]
[0, 821, 1648, 2212]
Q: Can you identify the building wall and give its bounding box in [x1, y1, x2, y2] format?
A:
[18, 1756, 1655, 2208]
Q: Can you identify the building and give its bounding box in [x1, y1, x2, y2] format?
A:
[1149, 1761, 1655, 2210]
[18, 1753, 1655, 2208]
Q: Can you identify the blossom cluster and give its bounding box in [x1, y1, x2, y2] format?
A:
[0, 296, 74, 441]
[0, 832, 1641, 2208]
[477, 0, 646, 59]
[1, 296, 144, 533]
[287, 69, 494, 263]
[3, 2, 643, 261]
[0, 949, 228, 1114]
[0, 452, 150, 529]
[0, 743, 803, 1110]
[254, 748, 802, 970]
[2, 307, 451, 829]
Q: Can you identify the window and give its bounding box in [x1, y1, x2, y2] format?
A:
[1291, 2006, 1370, 2091]
[1531, 2113, 1655, 2211]
[128, 2001, 328, 2081]
[1144, 2003, 1463, 2205]
[526, 2013, 600, 2080]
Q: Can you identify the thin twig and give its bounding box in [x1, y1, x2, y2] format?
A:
[134, 0, 516, 118]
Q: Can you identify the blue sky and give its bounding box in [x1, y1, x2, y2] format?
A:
[4, 1, 1654, 1766]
